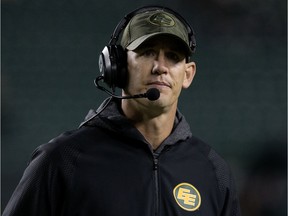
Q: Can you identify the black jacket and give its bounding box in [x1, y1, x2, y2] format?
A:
[3, 98, 241, 216]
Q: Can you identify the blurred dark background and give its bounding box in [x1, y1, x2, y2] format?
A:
[1, 0, 287, 215]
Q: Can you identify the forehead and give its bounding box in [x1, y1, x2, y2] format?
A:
[136, 35, 188, 54]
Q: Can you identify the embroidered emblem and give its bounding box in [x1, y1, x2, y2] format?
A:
[173, 182, 201, 211]
[149, 13, 175, 27]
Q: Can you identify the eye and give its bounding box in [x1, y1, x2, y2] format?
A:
[166, 52, 182, 62]
[142, 49, 156, 57]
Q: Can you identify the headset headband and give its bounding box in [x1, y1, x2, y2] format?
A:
[108, 5, 196, 53]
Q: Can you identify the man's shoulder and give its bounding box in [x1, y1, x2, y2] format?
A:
[30, 127, 97, 164]
[189, 136, 234, 192]
[189, 136, 231, 176]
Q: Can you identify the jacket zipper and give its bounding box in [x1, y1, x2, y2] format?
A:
[153, 153, 160, 216]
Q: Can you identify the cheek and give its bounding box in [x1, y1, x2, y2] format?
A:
[171, 68, 186, 87]
[127, 62, 139, 82]
[127, 55, 152, 80]
[126, 57, 146, 89]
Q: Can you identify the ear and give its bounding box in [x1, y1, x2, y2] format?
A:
[182, 61, 196, 89]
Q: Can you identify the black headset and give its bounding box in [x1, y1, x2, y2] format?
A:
[98, 5, 196, 90]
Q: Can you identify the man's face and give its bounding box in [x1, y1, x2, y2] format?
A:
[124, 35, 196, 109]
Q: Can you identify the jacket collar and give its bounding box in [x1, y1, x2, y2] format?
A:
[81, 97, 192, 150]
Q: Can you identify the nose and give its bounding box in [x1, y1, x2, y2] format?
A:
[152, 50, 168, 75]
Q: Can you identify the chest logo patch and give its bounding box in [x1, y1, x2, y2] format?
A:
[173, 182, 201, 211]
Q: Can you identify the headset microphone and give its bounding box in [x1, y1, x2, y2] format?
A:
[143, 88, 160, 101]
[79, 77, 160, 128]
[94, 76, 160, 101]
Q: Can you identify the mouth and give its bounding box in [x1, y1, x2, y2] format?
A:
[148, 81, 171, 88]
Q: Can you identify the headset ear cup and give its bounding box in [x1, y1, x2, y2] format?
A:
[190, 35, 196, 54]
[98, 45, 127, 89]
[99, 46, 112, 87]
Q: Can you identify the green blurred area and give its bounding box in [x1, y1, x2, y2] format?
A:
[1, 0, 287, 215]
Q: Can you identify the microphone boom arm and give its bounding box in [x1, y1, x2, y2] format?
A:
[94, 76, 160, 101]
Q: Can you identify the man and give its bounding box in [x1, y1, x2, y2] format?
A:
[3, 6, 241, 216]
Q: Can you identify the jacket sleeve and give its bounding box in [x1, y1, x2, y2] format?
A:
[208, 148, 241, 216]
[2, 143, 65, 216]
[220, 168, 242, 216]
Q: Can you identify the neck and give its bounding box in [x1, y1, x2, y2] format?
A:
[121, 99, 177, 150]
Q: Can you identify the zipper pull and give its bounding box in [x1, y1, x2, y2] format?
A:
[153, 158, 158, 170]
[153, 153, 159, 170]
